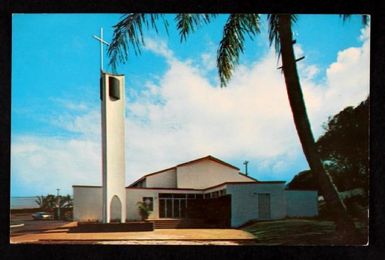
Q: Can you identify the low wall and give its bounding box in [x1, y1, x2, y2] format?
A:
[73, 186, 102, 222]
[11, 208, 40, 214]
[72, 222, 154, 232]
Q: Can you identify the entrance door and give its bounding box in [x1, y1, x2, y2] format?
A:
[159, 198, 173, 218]
[159, 198, 184, 218]
[258, 193, 271, 219]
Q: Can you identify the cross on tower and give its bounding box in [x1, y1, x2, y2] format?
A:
[93, 27, 110, 72]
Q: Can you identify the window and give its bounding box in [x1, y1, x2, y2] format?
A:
[100, 77, 103, 100]
[143, 197, 153, 211]
[109, 77, 120, 100]
[159, 193, 173, 198]
[196, 194, 203, 199]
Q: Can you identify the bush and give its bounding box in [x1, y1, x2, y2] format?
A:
[63, 210, 73, 221]
[318, 195, 368, 221]
[137, 201, 152, 221]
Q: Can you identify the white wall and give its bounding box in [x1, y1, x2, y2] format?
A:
[146, 168, 177, 188]
[285, 190, 318, 217]
[73, 186, 102, 222]
[226, 183, 287, 227]
[126, 189, 159, 221]
[177, 159, 253, 189]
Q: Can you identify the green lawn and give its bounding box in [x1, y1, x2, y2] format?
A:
[242, 218, 368, 245]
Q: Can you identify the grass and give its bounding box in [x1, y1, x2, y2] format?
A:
[242, 218, 368, 245]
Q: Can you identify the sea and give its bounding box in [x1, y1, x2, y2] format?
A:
[10, 196, 39, 209]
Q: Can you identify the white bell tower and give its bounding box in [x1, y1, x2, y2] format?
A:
[94, 28, 126, 223]
[100, 72, 126, 223]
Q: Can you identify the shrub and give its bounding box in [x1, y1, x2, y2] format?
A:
[137, 201, 152, 221]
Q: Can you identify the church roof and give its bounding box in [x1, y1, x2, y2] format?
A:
[176, 155, 239, 170]
[128, 155, 253, 187]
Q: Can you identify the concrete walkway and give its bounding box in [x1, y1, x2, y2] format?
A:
[10, 222, 256, 245]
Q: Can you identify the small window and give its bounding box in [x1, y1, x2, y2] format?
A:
[159, 193, 173, 198]
[100, 77, 103, 100]
[109, 77, 120, 100]
[143, 197, 153, 211]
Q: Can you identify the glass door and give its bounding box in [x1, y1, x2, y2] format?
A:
[159, 198, 185, 218]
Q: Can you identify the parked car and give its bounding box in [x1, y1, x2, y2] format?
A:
[32, 212, 53, 220]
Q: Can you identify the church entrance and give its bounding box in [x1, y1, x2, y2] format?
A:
[159, 195, 187, 218]
[155, 193, 231, 228]
[158, 193, 203, 218]
[110, 195, 122, 222]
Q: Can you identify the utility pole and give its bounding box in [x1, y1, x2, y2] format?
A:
[243, 161, 249, 176]
[56, 188, 60, 220]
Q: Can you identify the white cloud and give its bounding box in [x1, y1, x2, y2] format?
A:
[303, 24, 370, 136]
[50, 98, 89, 111]
[200, 52, 217, 71]
[143, 38, 174, 61]
[49, 109, 101, 139]
[11, 24, 370, 195]
[11, 135, 101, 195]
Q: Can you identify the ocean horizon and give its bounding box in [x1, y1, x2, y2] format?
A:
[11, 196, 39, 209]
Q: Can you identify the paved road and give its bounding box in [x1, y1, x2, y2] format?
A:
[10, 213, 70, 235]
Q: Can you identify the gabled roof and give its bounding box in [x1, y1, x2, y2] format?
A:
[176, 155, 240, 170]
[128, 155, 241, 187]
[238, 171, 259, 182]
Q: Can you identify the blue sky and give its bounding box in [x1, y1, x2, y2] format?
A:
[11, 14, 370, 196]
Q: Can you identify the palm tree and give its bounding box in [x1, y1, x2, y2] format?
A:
[35, 194, 56, 211]
[59, 195, 73, 209]
[35, 194, 73, 210]
[107, 13, 367, 241]
[35, 195, 45, 209]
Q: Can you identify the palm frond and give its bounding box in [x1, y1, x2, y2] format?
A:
[341, 14, 369, 26]
[362, 15, 369, 25]
[59, 195, 73, 208]
[35, 196, 43, 207]
[217, 14, 260, 87]
[108, 13, 168, 71]
[267, 14, 297, 58]
[175, 14, 216, 42]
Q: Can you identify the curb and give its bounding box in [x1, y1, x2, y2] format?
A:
[10, 223, 25, 228]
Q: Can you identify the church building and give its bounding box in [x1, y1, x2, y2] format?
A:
[73, 155, 318, 227]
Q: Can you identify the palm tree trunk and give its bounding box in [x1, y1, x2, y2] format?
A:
[277, 14, 359, 241]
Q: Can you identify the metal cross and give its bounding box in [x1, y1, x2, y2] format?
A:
[93, 28, 110, 72]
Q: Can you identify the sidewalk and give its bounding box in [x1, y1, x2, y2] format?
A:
[10, 222, 256, 245]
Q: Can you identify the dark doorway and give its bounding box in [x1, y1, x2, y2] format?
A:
[258, 193, 271, 219]
[110, 195, 122, 222]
